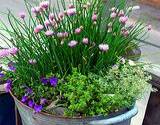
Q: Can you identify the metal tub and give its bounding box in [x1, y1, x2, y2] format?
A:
[12, 94, 138, 125]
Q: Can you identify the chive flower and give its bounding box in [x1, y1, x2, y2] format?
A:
[66, 8, 76, 16]
[92, 14, 98, 21]
[45, 30, 54, 36]
[68, 40, 78, 48]
[119, 16, 128, 24]
[34, 24, 44, 33]
[99, 43, 109, 52]
[110, 12, 117, 18]
[19, 12, 26, 19]
[29, 59, 37, 64]
[82, 38, 89, 44]
[40, 1, 49, 10]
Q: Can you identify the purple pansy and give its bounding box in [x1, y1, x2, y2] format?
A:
[28, 100, 35, 108]
[41, 77, 49, 85]
[21, 95, 28, 103]
[0, 72, 4, 78]
[26, 88, 33, 94]
[49, 77, 58, 87]
[34, 104, 43, 113]
[4, 83, 11, 92]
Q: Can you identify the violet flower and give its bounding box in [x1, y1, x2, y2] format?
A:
[41, 77, 49, 85]
[26, 88, 33, 94]
[21, 95, 28, 103]
[40, 98, 47, 105]
[34, 104, 43, 113]
[0, 72, 4, 78]
[28, 100, 35, 108]
[49, 77, 58, 87]
[4, 83, 11, 92]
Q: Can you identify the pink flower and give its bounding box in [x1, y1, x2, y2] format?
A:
[119, 16, 128, 24]
[63, 32, 69, 38]
[75, 28, 82, 34]
[58, 12, 64, 20]
[29, 59, 37, 64]
[40, 1, 49, 10]
[92, 14, 98, 21]
[45, 30, 54, 36]
[118, 10, 124, 17]
[0, 49, 10, 58]
[110, 12, 117, 18]
[147, 24, 152, 31]
[67, 8, 76, 16]
[99, 43, 109, 52]
[68, 40, 78, 48]
[31, 6, 41, 14]
[68, 4, 74, 9]
[34, 24, 44, 33]
[19, 12, 26, 19]
[9, 48, 18, 55]
[49, 13, 55, 21]
[57, 32, 64, 38]
[82, 38, 89, 44]
[44, 20, 50, 27]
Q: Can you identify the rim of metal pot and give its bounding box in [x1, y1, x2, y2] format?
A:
[89, 106, 138, 125]
[10, 91, 138, 120]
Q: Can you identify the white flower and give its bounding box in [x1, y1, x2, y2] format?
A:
[99, 43, 109, 52]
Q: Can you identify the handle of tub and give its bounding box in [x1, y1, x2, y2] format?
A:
[89, 106, 138, 125]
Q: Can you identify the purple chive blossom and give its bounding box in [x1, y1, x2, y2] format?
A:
[63, 32, 69, 38]
[68, 40, 78, 48]
[57, 32, 64, 38]
[40, 98, 47, 105]
[58, 12, 64, 20]
[19, 12, 26, 19]
[110, 12, 117, 18]
[49, 77, 58, 87]
[49, 13, 55, 21]
[82, 38, 89, 44]
[75, 28, 82, 34]
[28, 100, 35, 108]
[45, 30, 54, 36]
[41, 77, 49, 85]
[44, 20, 50, 27]
[9, 48, 19, 55]
[29, 59, 37, 65]
[40, 1, 49, 10]
[118, 10, 124, 17]
[68, 4, 75, 9]
[0, 49, 10, 58]
[66, 8, 76, 16]
[34, 104, 43, 113]
[34, 24, 44, 34]
[92, 14, 98, 21]
[31, 6, 41, 14]
[99, 43, 109, 52]
[21, 96, 28, 103]
[4, 83, 11, 92]
[119, 16, 128, 24]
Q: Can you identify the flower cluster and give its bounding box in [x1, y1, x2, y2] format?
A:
[0, 48, 18, 58]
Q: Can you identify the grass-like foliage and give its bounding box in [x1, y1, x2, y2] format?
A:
[0, 0, 150, 116]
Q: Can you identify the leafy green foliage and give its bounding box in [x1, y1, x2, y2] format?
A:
[60, 62, 150, 116]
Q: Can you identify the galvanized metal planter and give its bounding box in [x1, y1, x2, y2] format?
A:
[11, 93, 138, 125]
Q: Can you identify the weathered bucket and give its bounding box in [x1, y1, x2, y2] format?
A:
[11, 93, 138, 125]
